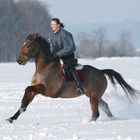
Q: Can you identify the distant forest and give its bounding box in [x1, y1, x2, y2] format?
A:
[0, 0, 139, 62]
[77, 28, 138, 58]
[0, 0, 51, 62]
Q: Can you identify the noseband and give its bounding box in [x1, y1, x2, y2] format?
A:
[22, 41, 34, 59]
[23, 40, 59, 62]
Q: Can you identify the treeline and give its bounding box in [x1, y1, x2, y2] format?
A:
[77, 28, 137, 58]
[0, 0, 138, 62]
[0, 0, 51, 62]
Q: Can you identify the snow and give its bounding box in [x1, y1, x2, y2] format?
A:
[0, 57, 140, 140]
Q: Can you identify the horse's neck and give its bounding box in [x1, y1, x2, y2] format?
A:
[35, 41, 57, 73]
[35, 58, 57, 73]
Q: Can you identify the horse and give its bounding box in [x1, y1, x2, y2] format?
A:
[7, 33, 139, 123]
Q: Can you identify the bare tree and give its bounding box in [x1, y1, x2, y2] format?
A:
[17, 0, 51, 37]
[0, 0, 25, 62]
[77, 29, 136, 58]
[94, 28, 106, 57]
[77, 32, 97, 58]
[0, 0, 51, 62]
[117, 30, 135, 56]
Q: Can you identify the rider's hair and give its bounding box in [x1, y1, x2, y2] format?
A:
[51, 18, 64, 28]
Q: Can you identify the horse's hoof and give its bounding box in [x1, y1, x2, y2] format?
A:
[6, 118, 13, 123]
[107, 113, 114, 118]
[109, 116, 116, 120]
[89, 118, 97, 122]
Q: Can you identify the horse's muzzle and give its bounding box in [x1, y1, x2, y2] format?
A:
[17, 60, 23, 65]
[17, 55, 28, 65]
[17, 58, 26, 65]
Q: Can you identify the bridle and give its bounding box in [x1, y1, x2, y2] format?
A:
[22, 41, 35, 59]
[22, 40, 59, 62]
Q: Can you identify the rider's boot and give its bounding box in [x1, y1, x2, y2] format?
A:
[71, 69, 84, 96]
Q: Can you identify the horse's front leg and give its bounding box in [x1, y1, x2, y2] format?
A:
[7, 84, 45, 123]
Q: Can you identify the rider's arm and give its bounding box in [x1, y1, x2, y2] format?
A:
[56, 34, 76, 57]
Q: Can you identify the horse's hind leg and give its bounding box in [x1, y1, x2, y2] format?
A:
[7, 85, 44, 123]
[99, 99, 113, 118]
[90, 95, 100, 121]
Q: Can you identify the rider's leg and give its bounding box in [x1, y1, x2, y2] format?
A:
[61, 54, 84, 96]
[69, 65, 84, 95]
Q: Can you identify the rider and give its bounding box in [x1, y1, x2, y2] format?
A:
[48, 18, 84, 96]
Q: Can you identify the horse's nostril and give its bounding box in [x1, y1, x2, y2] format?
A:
[17, 60, 22, 65]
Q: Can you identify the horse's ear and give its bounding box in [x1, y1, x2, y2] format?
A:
[26, 34, 32, 40]
[32, 33, 38, 39]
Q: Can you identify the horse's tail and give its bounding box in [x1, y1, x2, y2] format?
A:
[102, 69, 140, 100]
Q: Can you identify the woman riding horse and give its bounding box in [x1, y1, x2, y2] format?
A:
[49, 18, 84, 96]
[6, 21, 139, 123]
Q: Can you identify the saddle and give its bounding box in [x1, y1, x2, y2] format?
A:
[59, 59, 85, 82]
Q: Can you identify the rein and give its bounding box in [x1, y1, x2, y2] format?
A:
[36, 56, 59, 62]
[23, 35, 60, 63]
[34, 44, 60, 62]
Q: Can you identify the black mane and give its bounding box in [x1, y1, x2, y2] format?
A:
[27, 33, 51, 56]
[35, 34, 50, 47]
[27, 33, 49, 46]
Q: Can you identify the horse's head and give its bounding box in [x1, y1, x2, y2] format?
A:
[17, 34, 51, 65]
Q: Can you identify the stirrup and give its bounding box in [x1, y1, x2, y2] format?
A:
[76, 88, 84, 96]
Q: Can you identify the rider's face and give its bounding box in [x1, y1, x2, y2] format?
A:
[50, 21, 60, 32]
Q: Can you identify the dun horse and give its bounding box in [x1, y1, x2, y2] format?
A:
[7, 34, 139, 123]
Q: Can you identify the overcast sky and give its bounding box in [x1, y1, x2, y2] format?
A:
[40, 0, 140, 24]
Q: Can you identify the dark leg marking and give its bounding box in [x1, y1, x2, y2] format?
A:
[7, 85, 45, 123]
[99, 99, 113, 118]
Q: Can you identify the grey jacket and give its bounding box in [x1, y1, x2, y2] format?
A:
[48, 28, 76, 57]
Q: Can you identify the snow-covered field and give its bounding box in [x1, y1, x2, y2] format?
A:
[0, 57, 140, 140]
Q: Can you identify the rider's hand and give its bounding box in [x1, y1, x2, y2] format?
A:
[53, 53, 59, 59]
